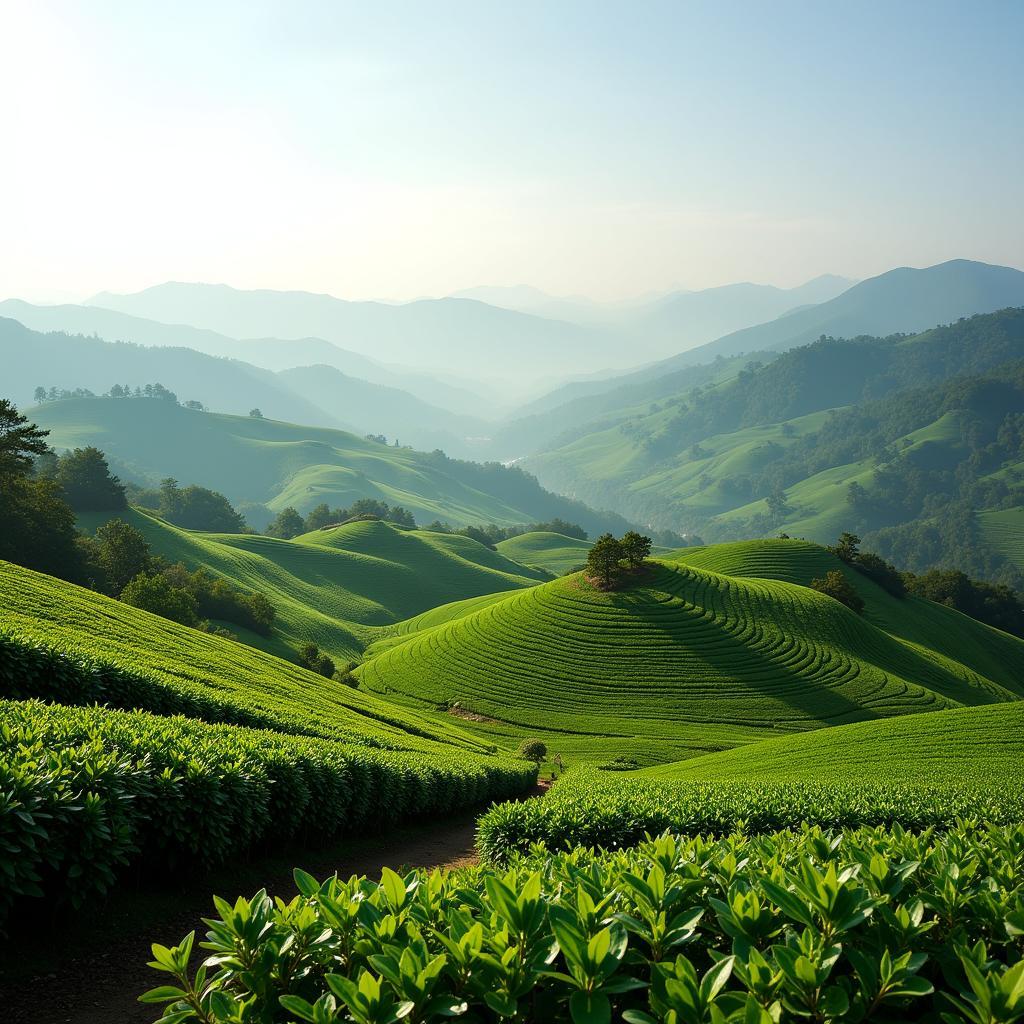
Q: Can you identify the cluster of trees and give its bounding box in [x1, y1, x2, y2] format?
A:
[810, 570, 865, 614]
[585, 531, 652, 587]
[297, 643, 359, 686]
[828, 532, 906, 597]
[422, 518, 589, 549]
[0, 400, 83, 580]
[903, 569, 1024, 638]
[813, 532, 1024, 637]
[264, 499, 417, 540]
[77, 518, 276, 637]
[132, 478, 249, 533]
[34, 445, 129, 512]
[0, 401, 278, 641]
[34, 382, 190, 405]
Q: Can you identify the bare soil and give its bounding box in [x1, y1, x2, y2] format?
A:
[1, 783, 547, 1024]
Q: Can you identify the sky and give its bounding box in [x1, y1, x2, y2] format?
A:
[1, 0, 1022, 304]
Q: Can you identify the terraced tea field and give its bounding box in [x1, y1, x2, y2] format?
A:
[672, 539, 1024, 694]
[358, 552, 1024, 763]
[977, 505, 1024, 574]
[0, 559, 497, 754]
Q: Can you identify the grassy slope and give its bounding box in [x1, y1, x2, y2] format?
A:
[641, 702, 1024, 785]
[495, 531, 675, 576]
[78, 510, 545, 662]
[977, 506, 1024, 573]
[0, 559, 498, 755]
[528, 399, 970, 544]
[357, 541, 1024, 766]
[496, 532, 593, 574]
[672, 539, 1024, 697]
[32, 398, 562, 527]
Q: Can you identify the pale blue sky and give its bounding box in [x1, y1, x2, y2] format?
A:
[1, 0, 1021, 301]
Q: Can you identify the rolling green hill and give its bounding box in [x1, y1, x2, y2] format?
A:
[495, 531, 593, 574]
[357, 543, 1024, 765]
[0, 559, 497, 755]
[672, 540, 1024, 693]
[30, 396, 632, 534]
[494, 530, 674, 575]
[641, 701, 1024, 784]
[78, 509, 545, 662]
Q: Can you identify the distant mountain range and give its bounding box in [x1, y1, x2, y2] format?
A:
[508, 259, 1024, 433]
[658, 259, 1024, 370]
[86, 283, 614, 391]
[0, 298, 489, 418]
[0, 317, 490, 456]
[451, 276, 855, 346]
[4, 258, 1023, 466]
[82, 274, 854, 387]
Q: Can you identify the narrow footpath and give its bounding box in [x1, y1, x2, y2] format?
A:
[2, 783, 547, 1024]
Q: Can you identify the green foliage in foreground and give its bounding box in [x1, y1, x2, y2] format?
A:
[142, 825, 1024, 1023]
[0, 699, 535, 927]
[476, 771, 1024, 865]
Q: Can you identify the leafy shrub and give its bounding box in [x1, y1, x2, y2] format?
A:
[139, 824, 1024, 1023]
[515, 738, 547, 763]
[121, 573, 200, 626]
[299, 643, 336, 678]
[0, 699, 536, 927]
[810, 570, 865, 614]
[476, 770, 1024, 864]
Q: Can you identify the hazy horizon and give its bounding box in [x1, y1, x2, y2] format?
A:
[2, 0, 1022, 305]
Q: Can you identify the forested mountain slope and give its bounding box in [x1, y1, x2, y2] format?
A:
[31, 396, 631, 534]
[525, 309, 1024, 584]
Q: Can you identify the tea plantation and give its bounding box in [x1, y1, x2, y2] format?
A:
[143, 825, 1024, 1023]
[476, 702, 1024, 860]
[356, 552, 1024, 764]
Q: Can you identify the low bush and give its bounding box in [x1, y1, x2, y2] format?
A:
[476, 770, 1024, 864]
[139, 824, 1024, 1023]
[0, 699, 536, 927]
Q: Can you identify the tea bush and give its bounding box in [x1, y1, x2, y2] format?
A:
[0, 700, 536, 927]
[476, 770, 1024, 864]
[139, 825, 1024, 1023]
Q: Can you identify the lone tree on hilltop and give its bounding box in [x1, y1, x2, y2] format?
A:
[620, 530, 652, 570]
[516, 739, 547, 764]
[810, 570, 864, 614]
[586, 533, 624, 588]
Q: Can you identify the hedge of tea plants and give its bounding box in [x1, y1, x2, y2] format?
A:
[140, 824, 1024, 1023]
[476, 770, 1024, 864]
[0, 699, 536, 927]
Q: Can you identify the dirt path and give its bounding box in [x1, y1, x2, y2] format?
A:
[2, 784, 546, 1024]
